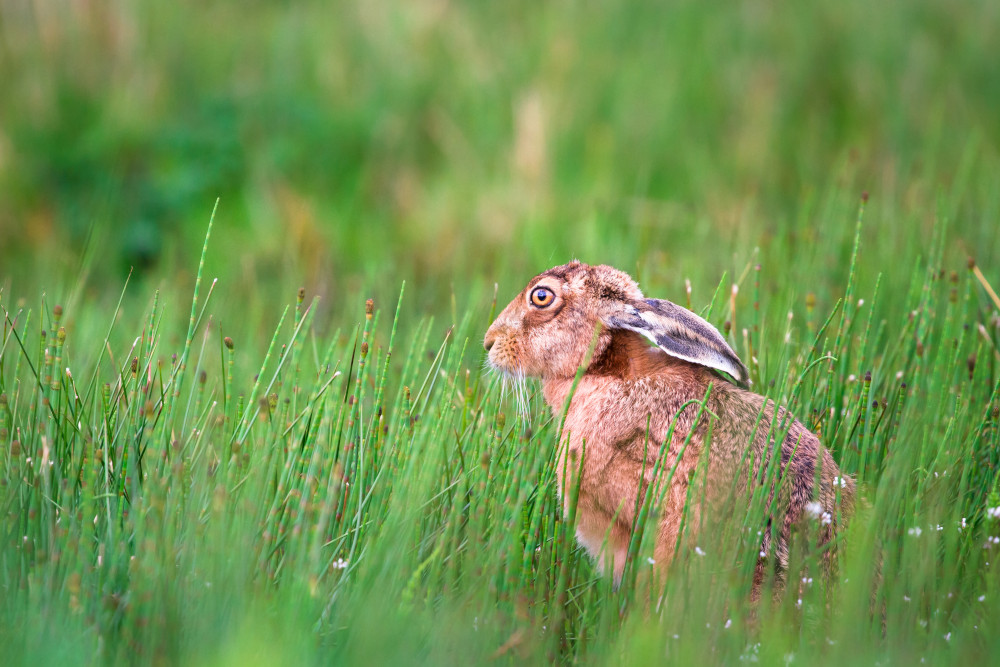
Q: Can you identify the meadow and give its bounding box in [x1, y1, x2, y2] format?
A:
[2, 0, 1000, 664]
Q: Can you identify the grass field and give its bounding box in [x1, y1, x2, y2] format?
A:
[2, 1, 1000, 664]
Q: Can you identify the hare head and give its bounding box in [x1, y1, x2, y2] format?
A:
[484, 261, 748, 385]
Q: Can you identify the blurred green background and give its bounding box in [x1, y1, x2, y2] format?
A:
[1, 0, 998, 321]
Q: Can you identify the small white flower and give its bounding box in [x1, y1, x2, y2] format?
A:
[801, 576, 813, 584]
[760, 550, 767, 558]
[943, 632, 951, 641]
[647, 557, 656, 565]
[979, 595, 986, 602]
[805, 501, 823, 518]
[903, 595, 911, 602]
[857, 299, 865, 307]
[987, 507, 1000, 520]
[821, 512, 833, 526]
[694, 546, 706, 557]
[896, 371, 904, 380]
[833, 476, 848, 488]
[935, 525, 944, 532]
[848, 374, 857, 383]
[908, 526, 923, 537]
[333, 557, 350, 570]
[796, 598, 802, 608]
[725, 619, 732, 629]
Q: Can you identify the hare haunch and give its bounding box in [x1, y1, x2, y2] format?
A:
[484, 262, 854, 591]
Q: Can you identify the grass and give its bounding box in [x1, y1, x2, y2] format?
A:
[2, 202, 1000, 664]
[1, 0, 1000, 664]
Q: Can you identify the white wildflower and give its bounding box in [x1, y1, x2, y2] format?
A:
[987, 507, 1000, 520]
[821, 512, 833, 526]
[833, 476, 848, 488]
[333, 557, 350, 570]
[908, 526, 923, 537]
[647, 557, 656, 565]
[848, 374, 857, 383]
[805, 501, 823, 519]
[725, 619, 732, 629]
[979, 595, 986, 602]
[943, 632, 951, 642]
[694, 546, 706, 557]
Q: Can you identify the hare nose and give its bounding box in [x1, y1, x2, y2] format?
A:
[484, 332, 496, 352]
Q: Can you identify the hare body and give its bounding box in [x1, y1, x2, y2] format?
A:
[485, 262, 854, 590]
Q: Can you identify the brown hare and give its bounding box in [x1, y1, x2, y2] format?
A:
[484, 261, 854, 594]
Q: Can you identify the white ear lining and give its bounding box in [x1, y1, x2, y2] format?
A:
[606, 300, 749, 386]
[616, 323, 748, 384]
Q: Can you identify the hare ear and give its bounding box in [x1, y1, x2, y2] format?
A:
[606, 298, 750, 386]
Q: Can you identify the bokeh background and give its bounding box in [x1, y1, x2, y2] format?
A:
[1, 0, 998, 326]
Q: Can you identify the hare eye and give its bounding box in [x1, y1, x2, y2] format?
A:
[530, 287, 555, 308]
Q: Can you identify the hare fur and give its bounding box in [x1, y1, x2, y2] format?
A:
[484, 261, 854, 592]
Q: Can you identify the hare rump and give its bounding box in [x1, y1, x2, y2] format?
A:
[484, 261, 854, 590]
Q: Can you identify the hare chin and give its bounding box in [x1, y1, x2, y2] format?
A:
[486, 363, 532, 417]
